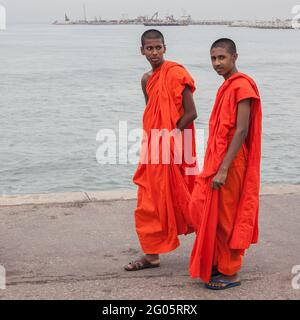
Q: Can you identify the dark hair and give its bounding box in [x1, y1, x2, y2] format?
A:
[141, 29, 165, 46]
[210, 38, 237, 54]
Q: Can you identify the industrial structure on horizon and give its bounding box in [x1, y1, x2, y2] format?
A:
[52, 7, 295, 29]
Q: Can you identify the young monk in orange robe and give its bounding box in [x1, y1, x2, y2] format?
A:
[189, 38, 262, 289]
[125, 30, 198, 271]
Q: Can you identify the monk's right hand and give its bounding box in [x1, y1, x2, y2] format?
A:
[211, 169, 228, 189]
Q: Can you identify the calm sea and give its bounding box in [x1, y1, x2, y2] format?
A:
[0, 24, 299, 195]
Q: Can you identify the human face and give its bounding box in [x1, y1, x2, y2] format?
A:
[210, 47, 238, 79]
[141, 38, 166, 69]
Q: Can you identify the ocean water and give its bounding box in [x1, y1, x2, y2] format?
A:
[0, 24, 299, 195]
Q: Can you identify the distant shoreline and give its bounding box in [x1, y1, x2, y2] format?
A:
[5, 21, 295, 30]
[52, 18, 295, 30]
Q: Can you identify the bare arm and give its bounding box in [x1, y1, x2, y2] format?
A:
[212, 98, 251, 189]
[141, 72, 151, 104]
[176, 86, 198, 130]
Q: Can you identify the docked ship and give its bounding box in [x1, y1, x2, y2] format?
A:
[143, 12, 190, 26]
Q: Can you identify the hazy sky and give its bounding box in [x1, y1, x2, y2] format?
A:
[1, 0, 297, 23]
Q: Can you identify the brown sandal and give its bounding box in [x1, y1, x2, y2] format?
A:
[124, 257, 160, 271]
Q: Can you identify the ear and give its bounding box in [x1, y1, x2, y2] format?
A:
[163, 45, 167, 54]
[233, 53, 238, 62]
[140, 46, 145, 56]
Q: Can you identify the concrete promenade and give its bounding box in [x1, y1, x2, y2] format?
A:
[0, 185, 300, 300]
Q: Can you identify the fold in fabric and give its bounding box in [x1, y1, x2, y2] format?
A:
[133, 61, 197, 254]
[189, 73, 262, 283]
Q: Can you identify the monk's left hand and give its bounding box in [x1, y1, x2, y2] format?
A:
[212, 168, 228, 189]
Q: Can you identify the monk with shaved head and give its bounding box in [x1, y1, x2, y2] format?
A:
[189, 38, 262, 290]
[124, 29, 198, 271]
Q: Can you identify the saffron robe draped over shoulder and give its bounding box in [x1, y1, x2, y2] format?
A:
[133, 61, 197, 254]
[189, 72, 262, 283]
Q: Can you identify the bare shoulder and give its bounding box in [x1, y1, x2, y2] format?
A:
[141, 71, 152, 86]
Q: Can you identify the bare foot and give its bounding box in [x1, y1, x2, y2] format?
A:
[124, 255, 160, 271]
[145, 254, 159, 263]
[211, 267, 222, 278]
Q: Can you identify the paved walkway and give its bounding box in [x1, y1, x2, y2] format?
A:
[0, 186, 300, 300]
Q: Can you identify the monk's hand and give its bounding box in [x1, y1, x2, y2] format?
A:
[211, 167, 228, 189]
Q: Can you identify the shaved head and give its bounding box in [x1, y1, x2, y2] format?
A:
[141, 29, 165, 47]
[211, 38, 237, 54]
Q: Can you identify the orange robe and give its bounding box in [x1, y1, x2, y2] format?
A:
[133, 61, 197, 254]
[189, 72, 262, 283]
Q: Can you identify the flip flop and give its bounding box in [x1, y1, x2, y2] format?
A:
[205, 278, 241, 290]
[124, 258, 160, 271]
